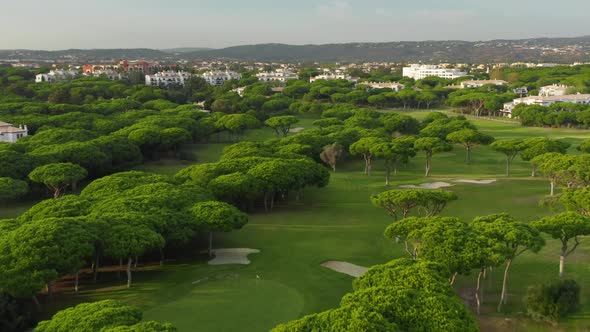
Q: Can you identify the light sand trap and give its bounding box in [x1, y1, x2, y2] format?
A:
[289, 127, 305, 133]
[321, 261, 368, 278]
[399, 182, 454, 189]
[208, 248, 260, 265]
[453, 179, 497, 185]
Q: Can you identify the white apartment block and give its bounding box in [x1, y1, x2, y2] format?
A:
[145, 71, 192, 87]
[0, 121, 28, 143]
[309, 74, 359, 84]
[35, 70, 79, 83]
[201, 71, 242, 86]
[402, 64, 467, 80]
[501, 94, 590, 118]
[363, 82, 405, 91]
[460, 79, 508, 88]
[256, 70, 299, 83]
[539, 84, 570, 97]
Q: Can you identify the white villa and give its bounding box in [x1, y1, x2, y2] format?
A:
[256, 69, 299, 83]
[402, 64, 467, 80]
[0, 121, 28, 143]
[363, 82, 405, 91]
[309, 74, 359, 84]
[501, 94, 590, 118]
[539, 84, 570, 97]
[35, 70, 80, 83]
[201, 71, 242, 86]
[460, 79, 508, 88]
[145, 71, 192, 87]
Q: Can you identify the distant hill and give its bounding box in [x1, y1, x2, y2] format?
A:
[3, 36, 590, 63]
[0, 48, 173, 61]
[185, 36, 590, 63]
[161, 47, 214, 54]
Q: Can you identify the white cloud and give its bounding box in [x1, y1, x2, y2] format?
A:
[316, 0, 352, 19]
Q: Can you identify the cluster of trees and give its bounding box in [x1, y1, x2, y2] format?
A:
[175, 147, 330, 212]
[35, 300, 176, 331]
[372, 187, 589, 317]
[0, 170, 249, 311]
[272, 258, 478, 332]
[310, 110, 496, 182]
[447, 85, 516, 117]
[491, 65, 590, 95]
[512, 103, 590, 129]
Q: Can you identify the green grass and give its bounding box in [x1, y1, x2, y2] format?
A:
[22, 112, 590, 331]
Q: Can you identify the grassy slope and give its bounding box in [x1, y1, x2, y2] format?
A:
[19, 112, 590, 331]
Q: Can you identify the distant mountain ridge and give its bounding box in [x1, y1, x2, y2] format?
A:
[2, 36, 590, 63]
[161, 47, 214, 54]
[185, 36, 590, 63]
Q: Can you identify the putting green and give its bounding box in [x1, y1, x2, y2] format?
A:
[143, 277, 304, 332]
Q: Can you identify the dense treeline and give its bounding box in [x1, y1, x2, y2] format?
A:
[2, 64, 590, 330]
[491, 65, 590, 95]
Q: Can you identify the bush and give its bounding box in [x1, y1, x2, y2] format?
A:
[524, 279, 581, 323]
[0, 292, 33, 332]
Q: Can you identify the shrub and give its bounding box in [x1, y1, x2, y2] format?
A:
[524, 279, 580, 324]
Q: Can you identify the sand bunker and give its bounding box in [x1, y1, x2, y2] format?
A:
[453, 179, 497, 185]
[399, 182, 454, 189]
[321, 261, 369, 278]
[289, 127, 305, 133]
[208, 248, 260, 265]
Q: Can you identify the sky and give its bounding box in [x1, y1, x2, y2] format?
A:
[2, 0, 590, 50]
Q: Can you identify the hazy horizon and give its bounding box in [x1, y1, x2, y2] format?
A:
[2, 0, 590, 50]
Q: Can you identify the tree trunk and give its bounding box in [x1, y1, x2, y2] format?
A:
[363, 155, 368, 174]
[449, 272, 458, 285]
[498, 259, 512, 312]
[559, 253, 565, 278]
[367, 157, 372, 176]
[475, 268, 484, 315]
[465, 145, 471, 164]
[134, 256, 138, 268]
[93, 253, 99, 283]
[32, 295, 41, 312]
[126, 257, 132, 288]
[425, 156, 431, 177]
[393, 159, 398, 175]
[74, 272, 79, 293]
[208, 231, 213, 257]
[531, 165, 537, 177]
[550, 181, 555, 196]
[385, 160, 391, 186]
[47, 282, 53, 300]
[506, 158, 511, 176]
[117, 258, 123, 279]
[263, 192, 268, 212]
[270, 193, 275, 210]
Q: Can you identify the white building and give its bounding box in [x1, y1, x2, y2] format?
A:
[460, 79, 508, 88]
[201, 71, 242, 86]
[0, 121, 28, 143]
[256, 69, 299, 83]
[539, 84, 570, 97]
[83, 69, 125, 80]
[145, 71, 192, 87]
[501, 94, 590, 118]
[35, 70, 79, 83]
[363, 82, 405, 91]
[309, 74, 359, 84]
[402, 64, 467, 80]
